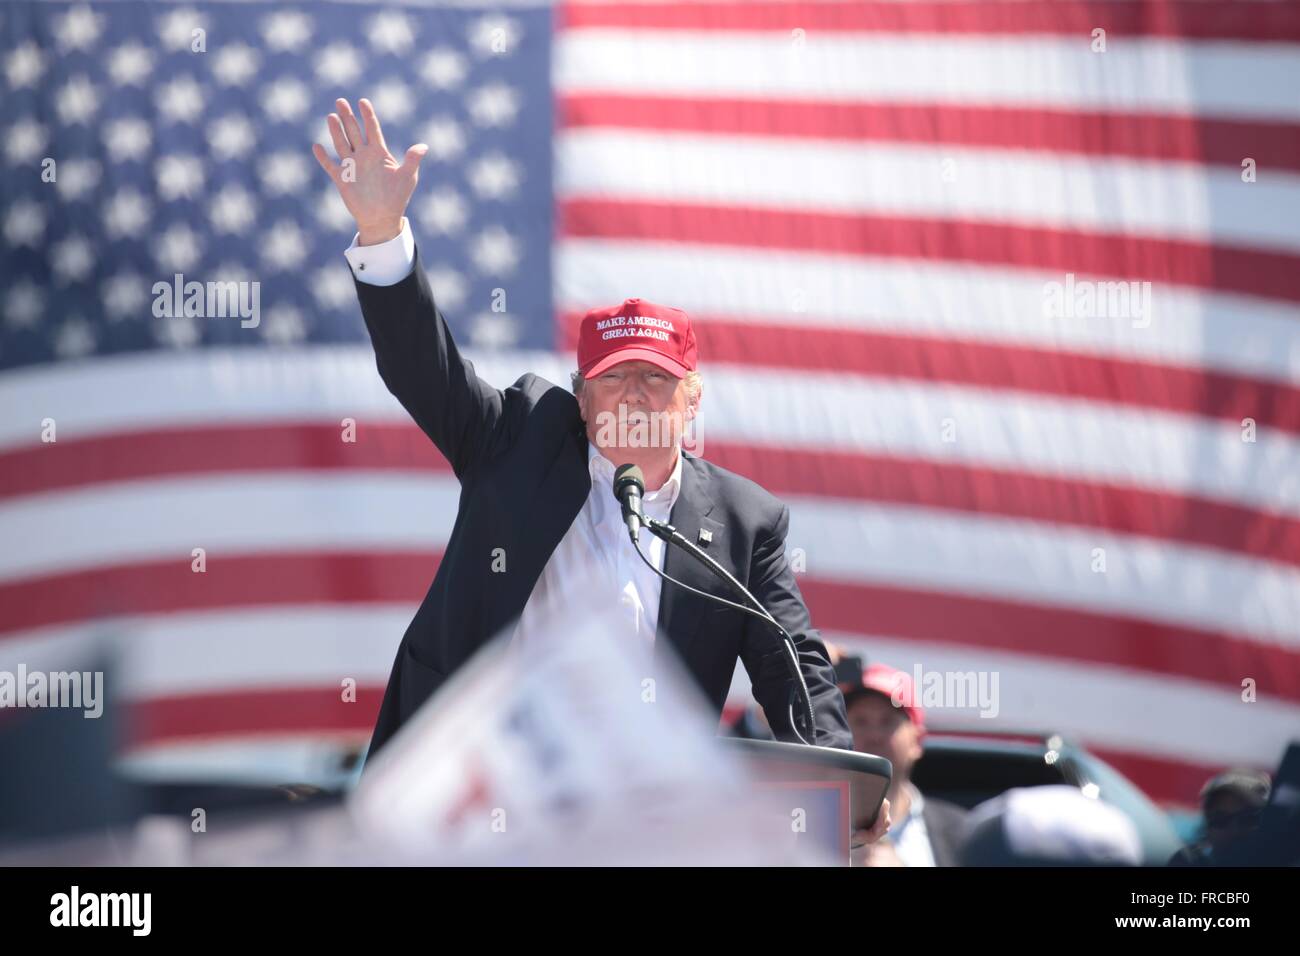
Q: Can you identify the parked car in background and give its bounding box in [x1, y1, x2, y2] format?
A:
[911, 730, 1183, 866]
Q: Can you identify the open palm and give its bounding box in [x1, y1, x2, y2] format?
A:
[311, 97, 428, 243]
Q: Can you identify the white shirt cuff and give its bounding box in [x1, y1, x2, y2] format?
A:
[344, 217, 415, 286]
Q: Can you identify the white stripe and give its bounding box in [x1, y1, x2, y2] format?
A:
[2, 473, 1297, 645]
[556, 32, 1300, 120]
[0, 473, 455, 581]
[4, 595, 1290, 793]
[784, 498, 1300, 644]
[557, 240, 1300, 386]
[558, 131, 1300, 253]
[3, 350, 1298, 519]
[704, 367, 1300, 518]
[120, 739, 367, 788]
[9, 615, 1292, 782]
[0, 606, 405, 694]
[0, 344, 406, 448]
[20, 628, 1292, 789]
[730, 634, 1299, 769]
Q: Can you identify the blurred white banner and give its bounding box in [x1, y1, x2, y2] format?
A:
[350, 590, 830, 865]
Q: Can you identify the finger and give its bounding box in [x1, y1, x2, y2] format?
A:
[399, 143, 428, 175]
[867, 801, 891, 840]
[336, 98, 365, 149]
[326, 113, 353, 158]
[358, 98, 388, 151]
[311, 143, 341, 183]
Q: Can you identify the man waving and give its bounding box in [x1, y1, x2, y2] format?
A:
[312, 98, 884, 840]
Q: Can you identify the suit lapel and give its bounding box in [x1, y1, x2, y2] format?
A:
[656, 453, 726, 664]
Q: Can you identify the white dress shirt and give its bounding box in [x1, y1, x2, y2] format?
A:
[890, 783, 938, 867]
[345, 221, 684, 649]
[511, 443, 681, 650]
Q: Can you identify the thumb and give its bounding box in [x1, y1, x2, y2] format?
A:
[401, 143, 429, 174]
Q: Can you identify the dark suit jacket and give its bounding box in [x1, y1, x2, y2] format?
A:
[920, 795, 970, 867]
[355, 248, 852, 759]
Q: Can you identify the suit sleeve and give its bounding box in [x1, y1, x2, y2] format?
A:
[353, 244, 508, 480]
[739, 503, 853, 750]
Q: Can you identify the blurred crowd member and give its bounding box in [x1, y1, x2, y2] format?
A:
[1168, 768, 1271, 866]
[840, 662, 967, 866]
[959, 785, 1142, 866]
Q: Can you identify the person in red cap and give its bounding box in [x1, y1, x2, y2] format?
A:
[570, 295, 701, 496]
[840, 661, 968, 866]
[313, 97, 889, 842]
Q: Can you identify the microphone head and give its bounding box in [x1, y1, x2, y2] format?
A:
[613, 463, 645, 500]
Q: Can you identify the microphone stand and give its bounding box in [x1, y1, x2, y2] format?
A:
[627, 514, 818, 747]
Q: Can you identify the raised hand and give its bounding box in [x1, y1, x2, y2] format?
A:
[311, 97, 428, 246]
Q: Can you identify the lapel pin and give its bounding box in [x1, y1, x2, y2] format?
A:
[697, 529, 713, 547]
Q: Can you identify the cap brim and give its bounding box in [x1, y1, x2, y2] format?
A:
[852, 682, 924, 728]
[582, 348, 690, 380]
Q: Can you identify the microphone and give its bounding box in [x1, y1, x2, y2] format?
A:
[613, 464, 645, 541]
[609, 469, 818, 746]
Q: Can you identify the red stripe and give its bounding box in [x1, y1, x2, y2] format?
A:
[703, 443, 1300, 570]
[126, 686, 383, 744]
[559, 1, 1300, 42]
[4, 424, 1298, 568]
[560, 199, 1300, 304]
[910, 730, 1239, 810]
[0, 551, 444, 635]
[800, 578, 1300, 702]
[0, 421, 446, 500]
[1081, 747, 1227, 810]
[560, 96, 1300, 173]
[2, 551, 1296, 702]
[557, 312, 1300, 438]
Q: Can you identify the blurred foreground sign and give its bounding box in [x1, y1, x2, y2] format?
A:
[350, 598, 830, 865]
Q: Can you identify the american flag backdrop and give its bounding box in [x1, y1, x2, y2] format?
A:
[2, 1, 1298, 804]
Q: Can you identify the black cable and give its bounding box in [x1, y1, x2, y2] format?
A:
[640, 517, 817, 744]
[627, 522, 816, 746]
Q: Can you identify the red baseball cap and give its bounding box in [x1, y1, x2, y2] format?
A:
[577, 297, 698, 380]
[845, 663, 927, 733]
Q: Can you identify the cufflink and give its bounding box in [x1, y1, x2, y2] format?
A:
[697, 529, 712, 547]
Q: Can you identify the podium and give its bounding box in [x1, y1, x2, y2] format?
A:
[717, 738, 892, 865]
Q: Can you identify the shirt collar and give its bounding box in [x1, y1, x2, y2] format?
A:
[587, 442, 684, 507]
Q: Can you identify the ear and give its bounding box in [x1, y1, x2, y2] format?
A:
[684, 380, 701, 420]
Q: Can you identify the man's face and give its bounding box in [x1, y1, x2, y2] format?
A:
[578, 359, 697, 457]
[846, 691, 924, 781]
